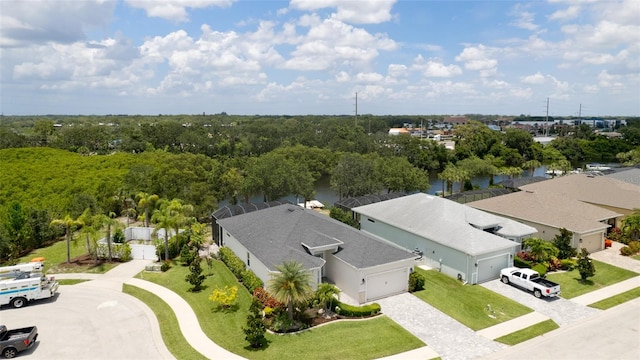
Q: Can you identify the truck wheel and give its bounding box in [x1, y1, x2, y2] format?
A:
[2, 347, 18, 359]
[534, 289, 542, 298]
[501, 276, 509, 284]
[10, 297, 27, 308]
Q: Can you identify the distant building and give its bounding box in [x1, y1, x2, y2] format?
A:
[388, 128, 410, 136]
[443, 116, 468, 126]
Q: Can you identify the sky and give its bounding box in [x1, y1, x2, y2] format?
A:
[1, 0, 639, 117]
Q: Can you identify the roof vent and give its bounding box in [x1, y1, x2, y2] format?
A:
[288, 208, 296, 212]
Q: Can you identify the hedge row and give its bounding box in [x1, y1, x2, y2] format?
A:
[218, 246, 263, 293]
[334, 300, 381, 317]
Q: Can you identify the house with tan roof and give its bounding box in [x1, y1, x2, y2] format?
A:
[519, 173, 640, 220]
[468, 190, 621, 253]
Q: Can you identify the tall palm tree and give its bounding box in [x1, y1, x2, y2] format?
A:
[103, 212, 120, 262]
[51, 214, 83, 264]
[152, 200, 175, 261]
[136, 192, 159, 227]
[268, 261, 313, 321]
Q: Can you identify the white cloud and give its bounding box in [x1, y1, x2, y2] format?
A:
[290, 0, 396, 24]
[509, 4, 539, 31]
[0, 0, 116, 47]
[124, 0, 235, 22]
[455, 45, 498, 77]
[522, 72, 546, 84]
[548, 5, 581, 21]
[411, 55, 462, 78]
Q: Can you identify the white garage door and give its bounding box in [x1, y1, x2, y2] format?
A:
[477, 254, 509, 283]
[366, 269, 407, 302]
[581, 232, 603, 253]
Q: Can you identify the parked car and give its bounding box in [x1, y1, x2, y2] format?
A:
[500, 267, 561, 298]
[0, 325, 38, 359]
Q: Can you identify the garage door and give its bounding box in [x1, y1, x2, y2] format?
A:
[477, 254, 509, 283]
[581, 232, 603, 253]
[366, 269, 407, 302]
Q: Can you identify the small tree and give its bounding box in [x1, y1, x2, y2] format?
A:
[180, 244, 196, 266]
[185, 249, 205, 292]
[523, 237, 559, 264]
[408, 271, 426, 292]
[553, 228, 577, 260]
[243, 298, 266, 348]
[576, 248, 596, 282]
[209, 286, 238, 309]
[313, 283, 340, 313]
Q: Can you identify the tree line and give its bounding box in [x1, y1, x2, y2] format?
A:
[0, 114, 638, 263]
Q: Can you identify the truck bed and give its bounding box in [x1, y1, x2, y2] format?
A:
[531, 277, 559, 288]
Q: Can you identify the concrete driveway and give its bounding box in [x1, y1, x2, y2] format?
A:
[481, 279, 599, 326]
[1, 263, 173, 360]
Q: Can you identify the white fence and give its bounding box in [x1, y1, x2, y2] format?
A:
[97, 226, 176, 261]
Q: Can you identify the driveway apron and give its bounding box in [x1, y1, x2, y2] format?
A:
[377, 293, 506, 360]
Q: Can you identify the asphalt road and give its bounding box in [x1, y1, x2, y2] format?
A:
[0, 282, 172, 360]
[483, 297, 640, 360]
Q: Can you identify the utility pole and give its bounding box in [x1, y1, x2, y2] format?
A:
[545, 97, 549, 136]
[354, 92, 358, 127]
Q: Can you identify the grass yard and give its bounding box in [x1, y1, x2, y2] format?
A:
[494, 320, 559, 346]
[545, 260, 639, 299]
[16, 238, 118, 274]
[123, 284, 208, 360]
[137, 259, 424, 360]
[412, 268, 532, 331]
[633, 254, 640, 261]
[588, 287, 640, 310]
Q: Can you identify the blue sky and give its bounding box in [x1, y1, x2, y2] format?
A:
[1, 0, 638, 116]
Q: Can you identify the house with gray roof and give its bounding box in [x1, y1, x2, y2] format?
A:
[606, 167, 640, 187]
[469, 190, 621, 253]
[216, 203, 416, 304]
[352, 193, 537, 284]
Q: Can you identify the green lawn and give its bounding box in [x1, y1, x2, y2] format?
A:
[588, 287, 640, 310]
[412, 268, 532, 331]
[494, 320, 559, 346]
[545, 260, 639, 299]
[136, 259, 425, 360]
[632, 254, 640, 261]
[16, 239, 117, 274]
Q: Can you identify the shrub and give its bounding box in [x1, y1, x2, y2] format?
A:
[112, 229, 126, 244]
[560, 259, 576, 271]
[253, 287, 283, 309]
[516, 251, 534, 262]
[218, 247, 246, 278]
[531, 263, 548, 277]
[408, 271, 425, 292]
[180, 244, 196, 266]
[241, 269, 264, 293]
[514, 256, 532, 269]
[160, 260, 171, 272]
[548, 257, 562, 271]
[209, 285, 238, 309]
[577, 248, 596, 281]
[620, 241, 640, 256]
[329, 207, 360, 229]
[334, 300, 381, 317]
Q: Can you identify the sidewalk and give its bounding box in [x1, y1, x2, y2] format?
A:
[476, 312, 550, 340]
[571, 275, 640, 306]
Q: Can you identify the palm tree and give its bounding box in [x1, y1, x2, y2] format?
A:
[621, 209, 640, 241]
[522, 159, 542, 177]
[267, 261, 313, 321]
[136, 192, 159, 227]
[152, 200, 175, 261]
[523, 237, 559, 264]
[103, 212, 120, 262]
[314, 283, 340, 313]
[51, 214, 84, 264]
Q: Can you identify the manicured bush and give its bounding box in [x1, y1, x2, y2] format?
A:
[514, 256, 532, 269]
[531, 263, 548, 277]
[160, 260, 171, 272]
[620, 241, 640, 256]
[408, 271, 425, 292]
[241, 269, 264, 293]
[559, 259, 576, 271]
[218, 246, 246, 278]
[334, 300, 381, 317]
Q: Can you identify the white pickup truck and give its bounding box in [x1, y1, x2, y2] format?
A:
[500, 267, 561, 298]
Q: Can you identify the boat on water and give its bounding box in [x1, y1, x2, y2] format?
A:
[585, 163, 612, 171]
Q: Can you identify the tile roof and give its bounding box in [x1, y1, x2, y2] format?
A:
[520, 173, 640, 211]
[468, 190, 620, 234]
[352, 193, 532, 255]
[217, 204, 415, 272]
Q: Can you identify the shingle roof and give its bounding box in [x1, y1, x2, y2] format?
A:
[606, 168, 640, 187]
[352, 193, 531, 255]
[468, 190, 620, 234]
[217, 204, 415, 272]
[211, 200, 291, 220]
[520, 174, 640, 211]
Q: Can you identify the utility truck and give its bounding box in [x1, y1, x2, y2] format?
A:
[0, 261, 59, 309]
[500, 267, 561, 298]
[0, 325, 38, 359]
